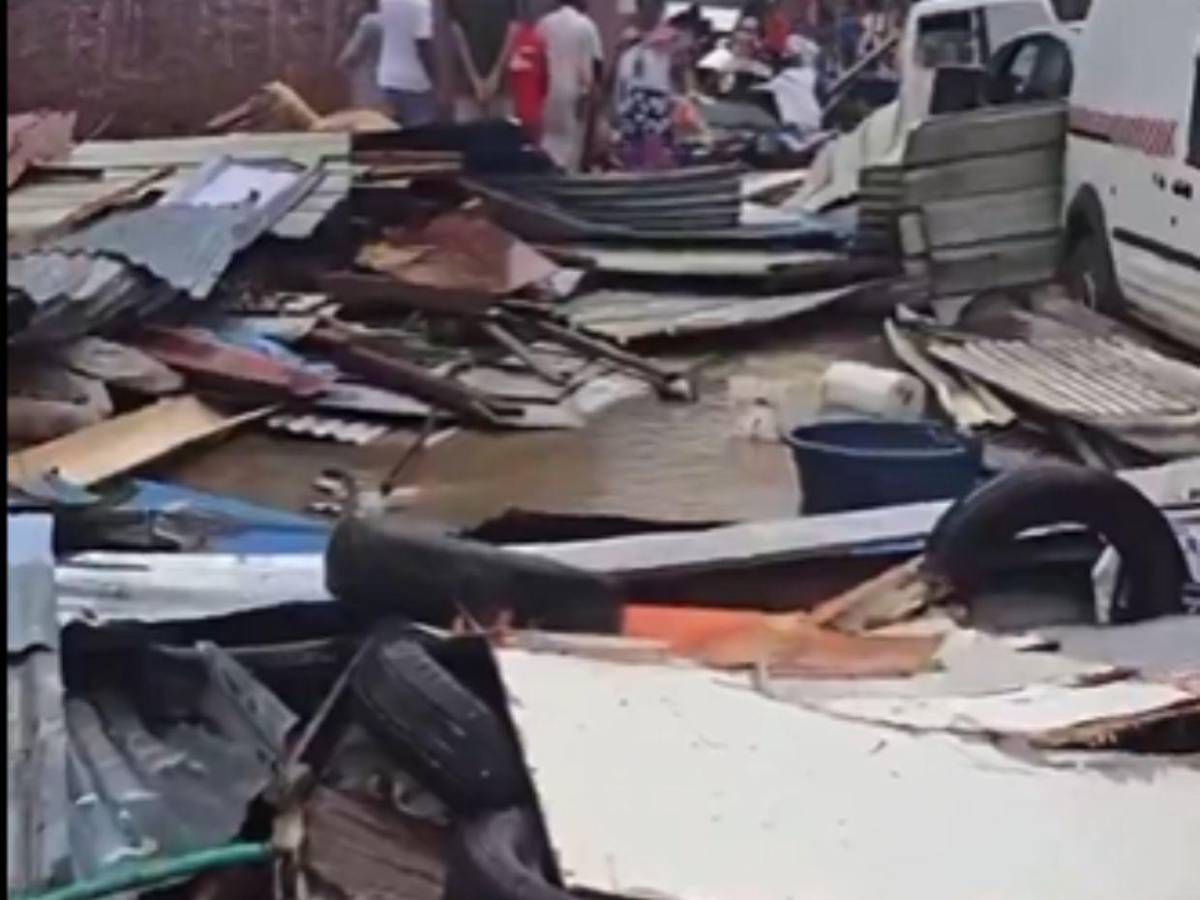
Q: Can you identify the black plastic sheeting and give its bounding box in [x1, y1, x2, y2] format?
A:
[352, 120, 555, 176]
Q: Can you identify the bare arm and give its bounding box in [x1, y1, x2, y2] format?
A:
[415, 1, 436, 88]
[452, 22, 485, 99]
[337, 18, 370, 70]
[417, 38, 437, 87]
[482, 22, 521, 100]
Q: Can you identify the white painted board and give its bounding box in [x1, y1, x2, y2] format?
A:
[498, 650, 1200, 900]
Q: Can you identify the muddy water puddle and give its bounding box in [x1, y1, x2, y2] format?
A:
[404, 387, 799, 525]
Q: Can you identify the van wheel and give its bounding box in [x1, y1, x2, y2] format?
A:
[1063, 231, 1122, 315]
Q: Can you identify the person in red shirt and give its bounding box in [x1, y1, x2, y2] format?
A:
[504, 0, 550, 142]
[763, 0, 793, 59]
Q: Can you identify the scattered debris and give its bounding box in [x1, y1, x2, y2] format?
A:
[8, 396, 271, 488]
[6, 7, 1200, 899]
[7, 110, 76, 189]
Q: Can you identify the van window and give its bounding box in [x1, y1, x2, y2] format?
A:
[917, 12, 981, 69]
[1189, 57, 1199, 169]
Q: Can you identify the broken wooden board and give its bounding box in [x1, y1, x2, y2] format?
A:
[797, 678, 1198, 745]
[7, 395, 270, 487]
[809, 556, 941, 633]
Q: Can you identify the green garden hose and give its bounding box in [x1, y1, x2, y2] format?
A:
[20, 841, 273, 900]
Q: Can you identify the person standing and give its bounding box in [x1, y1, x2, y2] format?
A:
[613, 0, 687, 170]
[537, 0, 604, 171]
[377, 0, 436, 126]
[448, 0, 517, 121]
[337, 3, 388, 111]
[505, 0, 550, 141]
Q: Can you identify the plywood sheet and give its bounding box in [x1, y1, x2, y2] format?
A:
[7, 395, 269, 487]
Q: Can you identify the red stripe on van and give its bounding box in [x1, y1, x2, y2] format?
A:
[1069, 106, 1178, 158]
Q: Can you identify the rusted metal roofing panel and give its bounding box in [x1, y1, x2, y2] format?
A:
[7, 111, 76, 189]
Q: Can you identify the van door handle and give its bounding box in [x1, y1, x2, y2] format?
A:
[1173, 179, 1194, 199]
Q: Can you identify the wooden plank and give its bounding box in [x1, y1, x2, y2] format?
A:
[7, 396, 270, 487]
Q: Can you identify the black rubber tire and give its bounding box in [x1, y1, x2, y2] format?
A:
[924, 464, 1186, 623]
[350, 624, 525, 811]
[1063, 229, 1123, 316]
[445, 807, 573, 900]
[326, 513, 622, 634]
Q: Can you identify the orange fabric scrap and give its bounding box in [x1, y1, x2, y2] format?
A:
[623, 604, 941, 678]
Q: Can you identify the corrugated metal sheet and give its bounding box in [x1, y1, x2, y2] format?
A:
[8, 650, 68, 893]
[7, 132, 352, 241]
[7, 518, 296, 893]
[68, 132, 348, 168]
[564, 285, 863, 342]
[8, 513, 69, 894]
[35, 158, 324, 301]
[7, 515, 57, 654]
[929, 338, 1200, 424]
[266, 413, 390, 445]
[62, 640, 294, 880]
[546, 245, 843, 277]
[929, 337, 1200, 456]
[55, 553, 331, 625]
[895, 104, 1067, 298]
[6, 252, 126, 307]
[484, 164, 743, 232]
[52, 204, 246, 300]
[466, 178, 850, 248]
[7, 255, 173, 347]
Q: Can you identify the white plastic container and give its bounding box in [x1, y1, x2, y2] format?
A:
[818, 361, 927, 421]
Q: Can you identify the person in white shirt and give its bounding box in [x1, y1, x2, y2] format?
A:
[377, 0, 437, 125]
[337, 3, 387, 111]
[537, 0, 604, 171]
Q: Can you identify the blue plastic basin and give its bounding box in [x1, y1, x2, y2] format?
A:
[785, 419, 983, 515]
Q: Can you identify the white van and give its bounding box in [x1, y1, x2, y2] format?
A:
[1062, 0, 1200, 349]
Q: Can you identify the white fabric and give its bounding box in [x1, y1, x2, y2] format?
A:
[537, 5, 603, 170]
[377, 0, 433, 92]
[614, 40, 673, 117]
[762, 66, 821, 133]
[343, 13, 387, 109]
